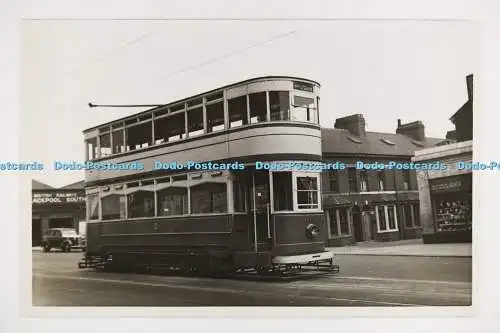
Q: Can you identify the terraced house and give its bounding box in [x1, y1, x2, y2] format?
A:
[321, 114, 443, 246]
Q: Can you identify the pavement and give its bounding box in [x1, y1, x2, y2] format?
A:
[31, 250, 472, 306]
[325, 239, 472, 257]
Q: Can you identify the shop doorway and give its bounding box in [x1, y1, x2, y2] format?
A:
[352, 212, 363, 242]
[32, 219, 42, 246]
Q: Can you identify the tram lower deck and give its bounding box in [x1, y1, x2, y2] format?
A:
[80, 167, 338, 276]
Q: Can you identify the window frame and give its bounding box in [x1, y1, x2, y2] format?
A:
[328, 207, 351, 237]
[292, 172, 322, 212]
[375, 205, 399, 233]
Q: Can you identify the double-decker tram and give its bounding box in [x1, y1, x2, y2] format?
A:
[78, 76, 339, 277]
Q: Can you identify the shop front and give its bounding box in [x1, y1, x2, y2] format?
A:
[427, 174, 472, 243]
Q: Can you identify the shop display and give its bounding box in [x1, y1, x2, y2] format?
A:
[435, 197, 472, 232]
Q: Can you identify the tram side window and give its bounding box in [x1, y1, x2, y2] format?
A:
[187, 107, 204, 137]
[127, 190, 155, 218]
[157, 187, 188, 216]
[191, 182, 227, 214]
[112, 129, 126, 153]
[99, 133, 112, 157]
[296, 176, 319, 209]
[273, 172, 293, 211]
[126, 122, 152, 151]
[86, 137, 98, 160]
[101, 194, 126, 220]
[269, 91, 290, 121]
[206, 101, 225, 133]
[87, 194, 100, 220]
[165, 112, 186, 142]
[293, 96, 317, 123]
[249, 92, 267, 124]
[228, 96, 248, 128]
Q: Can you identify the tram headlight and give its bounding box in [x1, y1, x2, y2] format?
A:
[306, 223, 320, 239]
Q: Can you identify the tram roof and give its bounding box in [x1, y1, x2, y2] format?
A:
[83, 76, 320, 133]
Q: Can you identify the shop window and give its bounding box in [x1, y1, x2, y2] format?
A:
[112, 129, 125, 153]
[126, 122, 152, 151]
[228, 96, 248, 128]
[233, 181, 247, 213]
[273, 172, 293, 211]
[206, 101, 225, 133]
[249, 92, 267, 124]
[87, 194, 100, 220]
[99, 133, 112, 157]
[157, 187, 188, 216]
[269, 91, 290, 121]
[296, 175, 319, 209]
[328, 170, 338, 192]
[435, 196, 471, 232]
[191, 182, 227, 214]
[187, 107, 204, 137]
[339, 208, 350, 235]
[360, 170, 368, 192]
[377, 171, 385, 191]
[292, 96, 317, 123]
[348, 168, 357, 192]
[101, 194, 126, 220]
[127, 190, 155, 218]
[86, 137, 98, 160]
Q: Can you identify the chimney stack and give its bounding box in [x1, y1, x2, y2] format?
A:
[466, 74, 473, 102]
[396, 120, 425, 141]
[334, 114, 366, 137]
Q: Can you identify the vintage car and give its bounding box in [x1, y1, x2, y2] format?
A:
[41, 228, 84, 252]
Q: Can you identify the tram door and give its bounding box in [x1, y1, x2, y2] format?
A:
[251, 170, 272, 251]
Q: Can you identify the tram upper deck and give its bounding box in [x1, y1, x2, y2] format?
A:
[83, 76, 322, 185]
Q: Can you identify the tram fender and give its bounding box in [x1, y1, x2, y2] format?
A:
[233, 251, 272, 268]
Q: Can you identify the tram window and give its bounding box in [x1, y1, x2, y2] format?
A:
[292, 96, 317, 123]
[172, 175, 187, 182]
[191, 183, 227, 214]
[102, 194, 126, 220]
[206, 101, 225, 133]
[273, 172, 293, 211]
[86, 137, 98, 160]
[187, 107, 204, 137]
[228, 96, 248, 128]
[87, 194, 100, 220]
[127, 190, 155, 218]
[112, 129, 125, 153]
[126, 122, 152, 151]
[249, 92, 267, 124]
[233, 181, 247, 212]
[98, 133, 112, 157]
[269, 91, 290, 121]
[154, 116, 170, 144]
[165, 112, 186, 142]
[157, 187, 188, 216]
[296, 176, 319, 209]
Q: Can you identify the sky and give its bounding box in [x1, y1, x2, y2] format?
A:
[20, 19, 478, 188]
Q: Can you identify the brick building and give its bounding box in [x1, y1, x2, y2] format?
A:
[412, 74, 473, 243]
[321, 114, 442, 246]
[31, 179, 86, 246]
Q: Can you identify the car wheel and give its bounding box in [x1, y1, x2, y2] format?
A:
[42, 243, 51, 252]
[61, 242, 71, 252]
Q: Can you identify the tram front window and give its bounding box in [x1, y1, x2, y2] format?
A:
[292, 96, 317, 123]
[269, 91, 290, 121]
[249, 92, 267, 124]
[101, 194, 126, 220]
[296, 176, 319, 209]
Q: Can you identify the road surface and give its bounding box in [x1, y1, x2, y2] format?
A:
[32, 251, 472, 306]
